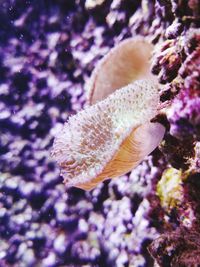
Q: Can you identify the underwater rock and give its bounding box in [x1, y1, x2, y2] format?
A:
[0, 0, 200, 266]
[149, 228, 200, 267]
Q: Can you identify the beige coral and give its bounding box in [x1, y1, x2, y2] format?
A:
[51, 79, 165, 190]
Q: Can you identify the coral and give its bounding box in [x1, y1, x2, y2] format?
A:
[0, 0, 199, 266]
[151, 39, 182, 84]
[51, 79, 164, 190]
[157, 168, 183, 210]
[169, 92, 200, 141]
[149, 228, 200, 267]
[87, 37, 154, 104]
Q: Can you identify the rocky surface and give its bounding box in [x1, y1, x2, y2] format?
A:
[0, 1, 199, 266]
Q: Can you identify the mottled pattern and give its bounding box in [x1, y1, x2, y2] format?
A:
[0, 0, 200, 266]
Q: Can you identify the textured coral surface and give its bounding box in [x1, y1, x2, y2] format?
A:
[0, 1, 199, 267]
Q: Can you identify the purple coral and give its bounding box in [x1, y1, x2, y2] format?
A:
[0, 0, 200, 266]
[169, 92, 200, 141]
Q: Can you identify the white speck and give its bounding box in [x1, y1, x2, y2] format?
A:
[43, 252, 56, 266]
[78, 219, 88, 232]
[47, 33, 60, 49]
[116, 250, 128, 266]
[0, 110, 11, 119]
[54, 234, 66, 253]
[55, 201, 66, 213]
[0, 208, 6, 217]
[17, 243, 27, 258]
[22, 249, 35, 265]
[0, 251, 6, 260]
